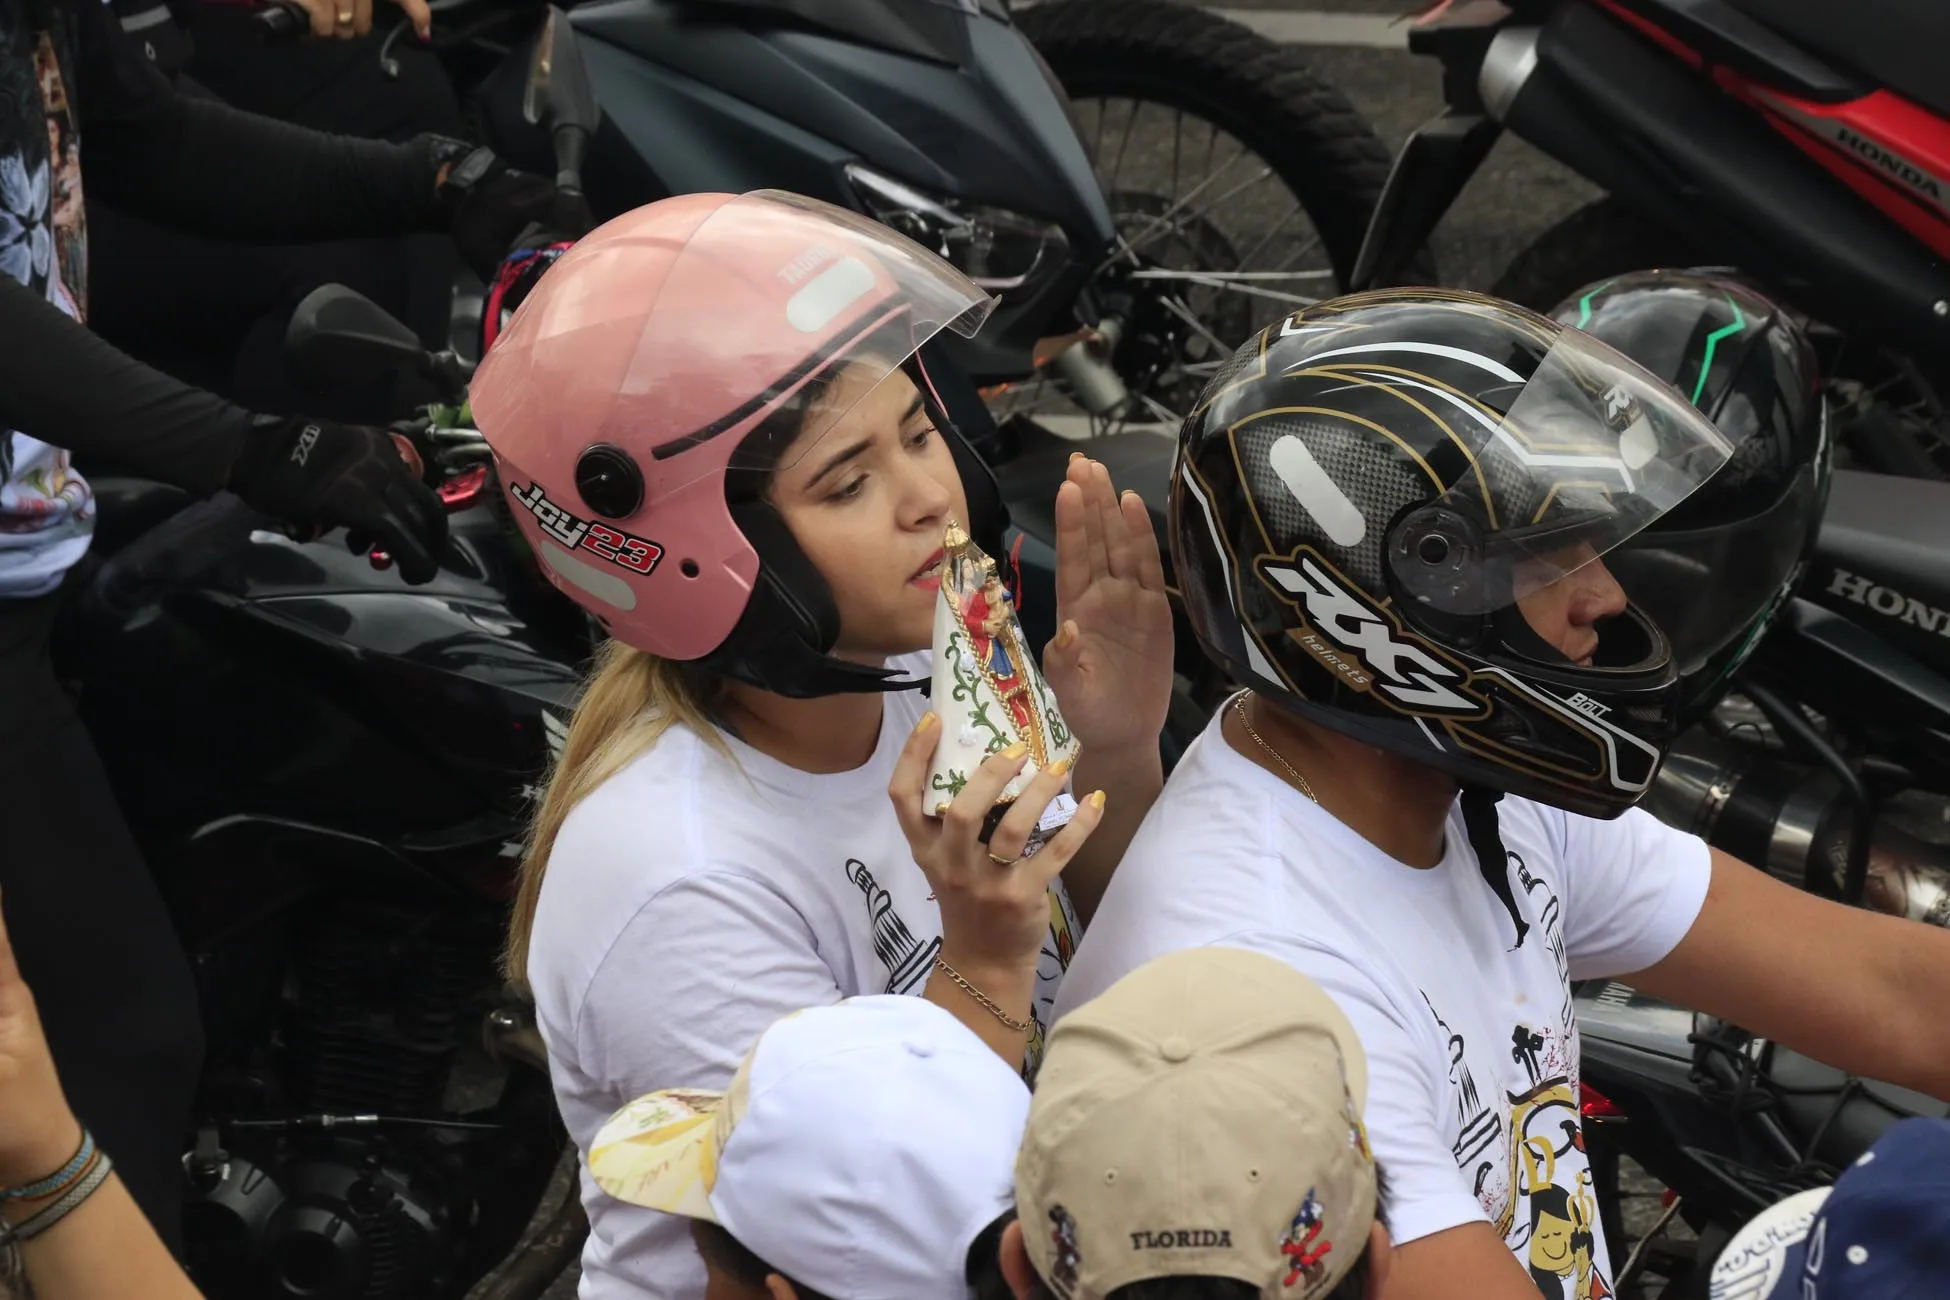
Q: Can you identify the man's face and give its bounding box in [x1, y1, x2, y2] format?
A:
[1514, 542, 1629, 665]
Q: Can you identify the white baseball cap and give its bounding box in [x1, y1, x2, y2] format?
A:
[1016, 947, 1378, 1300]
[587, 995, 1031, 1300]
[1708, 1187, 1831, 1300]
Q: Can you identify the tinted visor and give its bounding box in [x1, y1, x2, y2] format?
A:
[1389, 328, 1741, 619]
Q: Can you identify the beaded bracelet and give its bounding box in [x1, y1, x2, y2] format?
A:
[0, 1150, 113, 1248]
[0, 1132, 93, 1203]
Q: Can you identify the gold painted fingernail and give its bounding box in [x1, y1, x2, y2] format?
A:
[914, 710, 939, 734]
[1002, 741, 1029, 760]
[1087, 789, 1107, 810]
[1046, 758, 1072, 779]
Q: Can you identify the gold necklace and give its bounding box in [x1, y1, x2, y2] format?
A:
[1232, 692, 1319, 804]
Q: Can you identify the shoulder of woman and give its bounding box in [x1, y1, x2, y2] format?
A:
[547, 737, 713, 885]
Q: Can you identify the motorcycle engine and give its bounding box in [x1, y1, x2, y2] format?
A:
[185, 901, 510, 1300]
[1648, 701, 1950, 925]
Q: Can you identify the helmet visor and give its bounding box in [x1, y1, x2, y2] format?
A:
[1607, 398, 1827, 684]
[1389, 327, 1742, 618]
[628, 191, 997, 492]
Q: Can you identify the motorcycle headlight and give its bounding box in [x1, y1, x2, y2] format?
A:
[846, 162, 1069, 296]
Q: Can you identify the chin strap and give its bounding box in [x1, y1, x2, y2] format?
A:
[702, 623, 927, 699]
[1460, 786, 1529, 950]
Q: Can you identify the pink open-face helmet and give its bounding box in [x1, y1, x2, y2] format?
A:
[468, 191, 998, 697]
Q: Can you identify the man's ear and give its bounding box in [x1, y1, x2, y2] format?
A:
[1364, 1221, 1393, 1300]
[764, 1275, 798, 1300]
[999, 1217, 1043, 1300]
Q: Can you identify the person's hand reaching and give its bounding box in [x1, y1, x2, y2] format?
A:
[428, 142, 577, 283]
[0, 890, 84, 1193]
[228, 415, 450, 583]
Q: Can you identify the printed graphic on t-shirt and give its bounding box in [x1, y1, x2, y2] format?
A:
[1424, 854, 1612, 1300]
[35, 28, 81, 318]
[1025, 883, 1080, 1071]
[845, 852, 1079, 1078]
[847, 858, 939, 996]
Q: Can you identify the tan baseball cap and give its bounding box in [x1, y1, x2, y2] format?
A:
[1016, 947, 1377, 1300]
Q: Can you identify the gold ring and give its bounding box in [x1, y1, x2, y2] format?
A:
[986, 850, 1020, 867]
[335, 8, 354, 23]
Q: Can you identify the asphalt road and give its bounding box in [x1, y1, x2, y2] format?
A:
[1184, 0, 1606, 294]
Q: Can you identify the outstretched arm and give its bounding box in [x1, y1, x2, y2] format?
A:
[73, 0, 445, 243]
[1629, 848, 1950, 1100]
[0, 275, 246, 491]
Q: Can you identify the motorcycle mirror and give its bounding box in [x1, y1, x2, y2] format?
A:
[525, 5, 600, 223]
[527, 7, 600, 139]
[286, 284, 428, 387]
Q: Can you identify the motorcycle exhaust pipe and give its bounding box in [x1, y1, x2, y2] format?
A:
[1479, 4, 1950, 352]
[1649, 726, 1950, 924]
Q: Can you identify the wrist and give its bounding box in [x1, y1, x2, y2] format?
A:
[0, 1112, 84, 1211]
[934, 948, 1037, 998]
[931, 952, 1036, 1036]
[1073, 748, 1162, 801]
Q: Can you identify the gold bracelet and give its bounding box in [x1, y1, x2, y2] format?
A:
[933, 958, 1032, 1033]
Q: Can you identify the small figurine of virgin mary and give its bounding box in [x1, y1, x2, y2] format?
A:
[926, 520, 1080, 838]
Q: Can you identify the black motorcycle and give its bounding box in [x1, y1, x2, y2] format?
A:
[266, 0, 1414, 445]
[1548, 466, 1950, 1296]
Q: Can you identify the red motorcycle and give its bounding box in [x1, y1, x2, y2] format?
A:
[1353, 0, 1950, 478]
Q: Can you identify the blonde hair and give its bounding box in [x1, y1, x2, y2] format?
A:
[504, 640, 730, 991]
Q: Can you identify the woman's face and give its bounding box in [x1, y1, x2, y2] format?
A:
[1515, 543, 1628, 665]
[769, 366, 969, 659]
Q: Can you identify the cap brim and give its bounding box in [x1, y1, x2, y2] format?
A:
[1708, 1186, 1830, 1300]
[588, 1088, 727, 1222]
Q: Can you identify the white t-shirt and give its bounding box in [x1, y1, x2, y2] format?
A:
[528, 654, 1081, 1300]
[1055, 702, 1711, 1300]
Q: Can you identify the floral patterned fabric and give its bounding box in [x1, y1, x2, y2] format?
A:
[0, 0, 93, 597]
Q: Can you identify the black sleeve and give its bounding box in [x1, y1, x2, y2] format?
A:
[72, 0, 444, 241]
[0, 275, 246, 493]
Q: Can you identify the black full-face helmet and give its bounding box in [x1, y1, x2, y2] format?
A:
[1170, 288, 1751, 820]
[1550, 270, 1830, 724]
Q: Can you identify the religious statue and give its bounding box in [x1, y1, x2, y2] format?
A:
[927, 519, 1080, 845]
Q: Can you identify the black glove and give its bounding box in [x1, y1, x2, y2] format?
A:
[229, 415, 450, 584]
[429, 139, 564, 283]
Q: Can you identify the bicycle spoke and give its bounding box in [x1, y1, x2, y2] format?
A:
[1116, 163, 1278, 263]
[1233, 200, 1304, 274]
[1134, 388, 1181, 426]
[1155, 293, 1237, 356]
[1133, 269, 1323, 308]
[1101, 148, 1260, 271]
[1108, 97, 1142, 192]
[1170, 108, 1182, 203]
